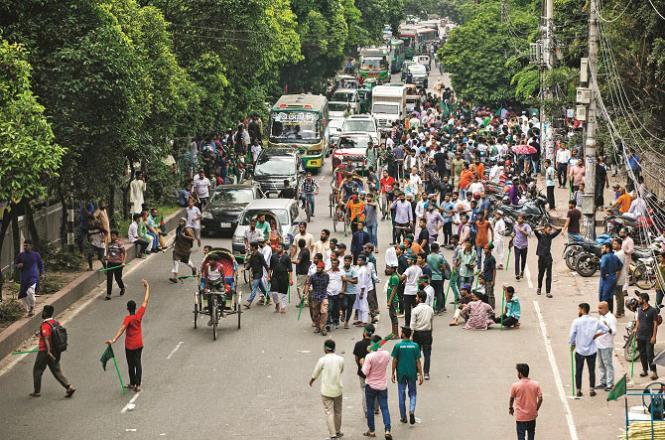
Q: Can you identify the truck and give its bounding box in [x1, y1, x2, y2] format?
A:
[370, 85, 407, 133]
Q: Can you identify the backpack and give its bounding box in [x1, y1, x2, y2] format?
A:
[48, 321, 68, 353]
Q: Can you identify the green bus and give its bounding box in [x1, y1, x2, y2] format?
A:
[390, 39, 405, 73]
[399, 27, 417, 59]
[269, 94, 328, 171]
[358, 46, 391, 83]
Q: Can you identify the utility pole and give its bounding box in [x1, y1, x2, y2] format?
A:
[540, 0, 554, 164]
[581, 0, 599, 239]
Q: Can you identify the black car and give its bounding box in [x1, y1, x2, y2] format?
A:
[252, 148, 301, 198]
[201, 183, 264, 236]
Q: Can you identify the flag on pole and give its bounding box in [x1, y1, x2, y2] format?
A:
[607, 374, 626, 401]
[100, 345, 115, 371]
[369, 333, 394, 352]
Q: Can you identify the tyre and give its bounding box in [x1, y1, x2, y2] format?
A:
[634, 263, 657, 290]
[306, 201, 311, 223]
[211, 295, 218, 341]
[624, 335, 640, 362]
[193, 302, 198, 329]
[237, 294, 242, 329]
[243, 268, 250, 285]
[575, 253, 598, 277]
[329, 194, 334, 217]
[564, 245, 583, 271]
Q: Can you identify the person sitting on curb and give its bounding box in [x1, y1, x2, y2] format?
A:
[449, 284, 474, 326]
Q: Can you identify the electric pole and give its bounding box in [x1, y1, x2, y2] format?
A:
[581, 0, 599, 239]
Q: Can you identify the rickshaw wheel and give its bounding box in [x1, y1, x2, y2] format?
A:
[211, 295, 218, 341]
[237, 294, 242, 329]
[193, 302, 198, 329]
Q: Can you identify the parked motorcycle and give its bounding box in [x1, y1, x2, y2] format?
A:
[499, 193, 551, 233]
[563, 234, 613, 272]
[573, 241, 605, 277]
[630, 247, 659, 290]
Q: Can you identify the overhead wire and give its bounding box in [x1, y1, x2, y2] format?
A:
[597, 0, 631, 23]
[647, 0, 665, 20]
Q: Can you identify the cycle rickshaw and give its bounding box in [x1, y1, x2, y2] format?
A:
[329, 169, 368, 236]
[193, 247, 241, 340]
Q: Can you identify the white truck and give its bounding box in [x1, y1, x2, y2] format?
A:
[371, 85, 407, 134]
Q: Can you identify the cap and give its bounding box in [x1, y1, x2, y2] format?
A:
[461, 283, 471, 291]
[316, 261, 325, 269]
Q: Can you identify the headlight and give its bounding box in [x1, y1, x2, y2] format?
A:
[202, 211, 213, 219]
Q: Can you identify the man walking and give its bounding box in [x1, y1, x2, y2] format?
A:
[612, 238, 626, 318]
[410, 291, 434, 380]
[427, 243, 447, 314]
[362, 335, 393, 439]
[105, 280, 150, 392]
[511, 214, 532, 280]
[634, 292, 659, 380]
[391, 327, 423, 425]
[244, 242, 269, 308]
[169, 218, 197, 283]
[14, 239, 44, 317]
[353, 324, 375, 418]
[308, 261, 330, 335]
[105, 230, 126, 300]
[30, 305, 76, 398]
[400, 256, 422, 326]
[310, 339, 344, 440]
[596, 301, 617, 391]
[509, 363, 543, 440]
[599, 243, 622, 313]
[569, 302, 608, 397]
[192, 169, 212, 208]
[351, 221, 370, 263]
[269, 243, 292, 313]
[534, 224, 560, 298]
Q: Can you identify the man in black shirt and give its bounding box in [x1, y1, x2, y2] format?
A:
[352, 324, 377, 417]
[534, 224, 561, 298]
[244, 243, 269, 308]
[269, 243, 292, 313]
[563, 200, 581, 237]
[295, 239, 310, 306]
[278, 180, 297, 199]
[635, 292, 659, 379]
[433, 146, 447, 179]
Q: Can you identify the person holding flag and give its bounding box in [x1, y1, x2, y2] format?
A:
[105, 279, 150, 392]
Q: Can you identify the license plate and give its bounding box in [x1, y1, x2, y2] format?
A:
[268, 192, 277, 198]
[220, 222, 232, 228]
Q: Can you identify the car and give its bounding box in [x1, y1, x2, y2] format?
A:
[413, 55, 431, 72]
[231, 198, 302, 261]
[252, 147, 301, 198]
[401, 60, 414, 82]
[341, 114, 380, 145]
[332, 133, 372, 170]
[201, 183, 264, 236]
[329, 88, 361, 117]
[407, 64, 428, 89]
[326, 118, 345, 151]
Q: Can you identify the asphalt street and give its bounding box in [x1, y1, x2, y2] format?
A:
[0, 69, 633, 440]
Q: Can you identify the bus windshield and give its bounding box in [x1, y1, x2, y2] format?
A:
[361, 58, 386, 70]
[270, 111, 321, 144]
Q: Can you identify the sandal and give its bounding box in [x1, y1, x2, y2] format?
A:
[385, 434, 392, 440]
[65, 387, 76, 398]
[363, 432, 376, 438]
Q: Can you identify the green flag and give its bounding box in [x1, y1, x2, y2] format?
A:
[100, 345, 115, 371]
[607, 374, 627, 401]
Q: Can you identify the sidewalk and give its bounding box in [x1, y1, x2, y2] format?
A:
[0, 209, 184, 361]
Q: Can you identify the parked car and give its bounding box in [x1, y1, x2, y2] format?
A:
[252, 147, 301, 197]
[326, 118, 345, 150]
[332, 133, 372, 170]
[201, 183, 264, 236]
[341, 114, 380, 146]
[231, 198, 302, 261]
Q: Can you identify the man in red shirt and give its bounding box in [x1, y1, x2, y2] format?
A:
[509, 363, 543, 440]
[106, 279, 150, 392]
[31, 305, 76, 397]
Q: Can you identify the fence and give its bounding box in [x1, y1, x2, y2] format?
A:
[0, 203, 64, 274]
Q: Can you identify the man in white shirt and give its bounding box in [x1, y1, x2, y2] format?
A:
[400, 256, 422, 326]
[291, 222, 315, 258]
[310, 339, 345, 440]
[326, 259, 344, 328]
[192, 169, 211, 208]
[627, 196, 647, 219]
[596, 301, 617, 391]
[408, 167, 422, 195]
[556, 145, 571, 188]
[411, 290, 434, 379]
[354, 255, 372, 325]
[612, 238, 626, 318]
[186, 198, 202, 247]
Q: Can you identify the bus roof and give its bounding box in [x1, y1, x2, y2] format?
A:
[272, 94, 327, 111]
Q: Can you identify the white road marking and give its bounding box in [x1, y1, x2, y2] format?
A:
[125, 428, 137, 432]
[166, 341, 184, 360]
[524, 264, 533, 289]
[296, 350, 311, 354]
[121, 392, 142, 414]
[532, 300, 578, 440]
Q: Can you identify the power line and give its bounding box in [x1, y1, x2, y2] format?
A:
[647, 0, 665, 20]
[597, 0, 631, 23]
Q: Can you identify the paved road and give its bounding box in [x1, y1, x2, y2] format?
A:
[0, 69, 633, 440]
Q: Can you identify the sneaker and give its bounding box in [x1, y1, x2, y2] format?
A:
[335, 433, 344, 438]
[536, 288, 541, 295]
[589, 390, 597, 397]
[409, 413, 416, 425]
[546, 293, 553, 298]
[400, 417, 408, 424]
[105, 295, 111, 301]
[651, 372, 659, 380]
[119, 288, 125, 296]
[424, 373, 430, 380]
[640, 371, 649, 377]
[605, 386, 613, 392]
[576, 390, 583, 397]
[515, 275, 521, 281]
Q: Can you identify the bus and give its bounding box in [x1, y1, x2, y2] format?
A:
[359, 46, 390, 83]
[269, 94, 328, 171]
[389, 39, 405, 73]
[399, 26, 417, 59]
[416, 26, 437, 50]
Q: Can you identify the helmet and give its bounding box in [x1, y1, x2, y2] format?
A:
[625, 297, 639, 313]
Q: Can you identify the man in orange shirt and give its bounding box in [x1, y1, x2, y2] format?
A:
[474, 158, 485, 181]
[458, 164, 474, 197]
[608, 187, 632, 213]
[509, 363, 543, 440]
[475, 213, 493, 269]
[346, 194, 365, 232]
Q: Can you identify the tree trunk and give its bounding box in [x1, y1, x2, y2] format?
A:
[0, 206, 12, 302]
[108, 184, 116, 229]
[23, 200, 42, 252]
[11, 208, 20, 282]
[58, 187, 67, 245]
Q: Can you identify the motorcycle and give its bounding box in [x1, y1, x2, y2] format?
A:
[630, 247, 659, 290]
[499, 193, 551, 233]
[573, 241, 605, 277]
[562, 234, 613, 272]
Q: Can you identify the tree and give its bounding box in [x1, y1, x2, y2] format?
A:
[0, 39, 65, 255]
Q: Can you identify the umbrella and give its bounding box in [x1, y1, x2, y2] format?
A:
[511, 144, 537, 155]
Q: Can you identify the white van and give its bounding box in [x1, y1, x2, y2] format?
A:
[371, 85, 407, 133]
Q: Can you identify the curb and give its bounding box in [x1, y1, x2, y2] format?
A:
[0, 209, 184, 361]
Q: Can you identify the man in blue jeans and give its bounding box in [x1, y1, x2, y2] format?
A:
[362, 334, 392, 438]
[243, 243, 269, 308]
[391, 326, 423, 425]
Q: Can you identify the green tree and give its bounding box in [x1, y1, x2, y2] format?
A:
[0, 39, 65, 253]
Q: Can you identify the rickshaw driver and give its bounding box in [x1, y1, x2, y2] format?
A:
[201, 253, 225, 326]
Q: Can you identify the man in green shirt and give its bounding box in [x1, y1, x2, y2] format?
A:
[255, 213, 271, 241]
[391, 327, 423, 425]
[386, 266, 400, 337]
[451, 153, 465, 189]
[427, 243, 447, 314]
[494, 285, 521, 328]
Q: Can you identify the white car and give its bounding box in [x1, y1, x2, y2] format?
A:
[341, 114, 380, 146]
[326, 118, 345, 149]
[329, 88, 360, 116]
